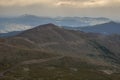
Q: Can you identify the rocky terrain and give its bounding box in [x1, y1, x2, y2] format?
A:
[0, 23, 120, 80]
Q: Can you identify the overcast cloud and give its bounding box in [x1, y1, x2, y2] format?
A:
[0, 0, 120, 20]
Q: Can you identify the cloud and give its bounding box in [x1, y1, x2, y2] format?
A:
[0, 0, 56, 7]
[0, 0, 120, 8]
[0, 0, 120, 20]
[56, 0, 120, 8]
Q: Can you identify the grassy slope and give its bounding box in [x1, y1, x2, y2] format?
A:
[1, 56, 120, 80]
[0, 42, 58, 72]
[0, 24, 120, 80]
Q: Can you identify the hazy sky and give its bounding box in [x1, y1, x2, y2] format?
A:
[0, 0, 120, 20]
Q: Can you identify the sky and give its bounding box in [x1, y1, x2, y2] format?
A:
[0, 0, 120, 20]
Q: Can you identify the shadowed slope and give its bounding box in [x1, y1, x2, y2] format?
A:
[4, 23, 120, 67]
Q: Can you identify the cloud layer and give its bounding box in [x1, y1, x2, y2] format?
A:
[0, 0, 54, 6]
[57, 0, 120, 7]
[0, 0, 120, 20]
[0, 0, 120, 8]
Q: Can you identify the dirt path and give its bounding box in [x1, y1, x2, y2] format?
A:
[0, 56, 63, 77]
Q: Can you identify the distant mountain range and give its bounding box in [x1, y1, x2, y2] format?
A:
[0, 31, 22, 38]
[64, 22, 120, 34]
[0, 14, 111, 33]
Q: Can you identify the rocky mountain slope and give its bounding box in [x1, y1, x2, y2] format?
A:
[0, 23, 120, 80]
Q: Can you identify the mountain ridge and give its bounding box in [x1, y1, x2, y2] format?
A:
[65, 21, 120, 34]
[0, 15, 111, 33]
[1, 23, 120, 80]
[6, 24, 120, 66]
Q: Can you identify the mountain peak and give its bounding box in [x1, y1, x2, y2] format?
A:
[96, 21, 120, 27]
[42, 23, 57, 27]
[107, 21, 119, 24]
[36, 23, 58, 29]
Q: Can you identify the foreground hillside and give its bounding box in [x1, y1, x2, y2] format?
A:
[0, 23, 120, 80]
